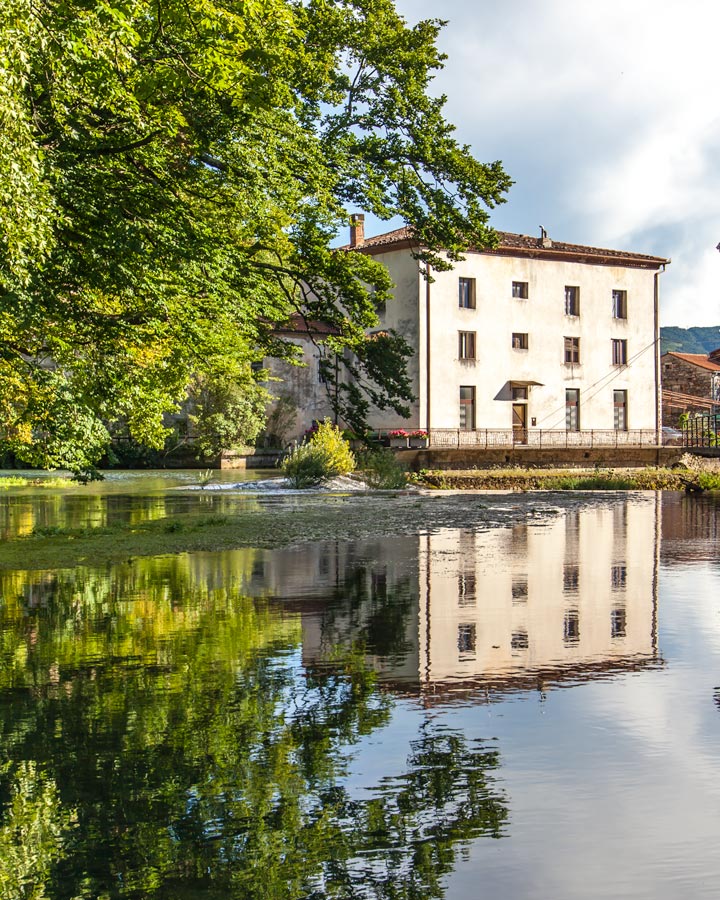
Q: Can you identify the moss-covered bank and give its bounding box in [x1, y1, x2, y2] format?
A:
[412, 467, 717, 491]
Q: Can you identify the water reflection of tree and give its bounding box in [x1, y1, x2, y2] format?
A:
[0, 563, 508, 899]
[320, 563, 417, 663]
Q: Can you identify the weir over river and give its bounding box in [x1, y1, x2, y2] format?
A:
[0, 473, 719, 899]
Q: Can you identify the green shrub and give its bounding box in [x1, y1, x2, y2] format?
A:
[282, 420, 356, 488]
[551, 473, 636, 490]
[697, 471, 720, 490]
[282, 443, 332, 487]
[357, 448, 408, 489]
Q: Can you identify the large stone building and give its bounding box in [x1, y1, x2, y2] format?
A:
[265, 220, 669, 445]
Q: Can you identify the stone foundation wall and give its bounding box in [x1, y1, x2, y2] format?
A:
[402, 446, 686, 470]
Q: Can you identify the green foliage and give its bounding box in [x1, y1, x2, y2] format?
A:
[0, 0, 510, 469]
[282, 443, 331, 488]
[411, 466, 693, 491]
[358, 448, 408, 489]
[283, 419, 356, 487]
[551, 473, 637, 490]
[188, 372, 270, 458]
[0, 373, 110, 477]
[696, 471, 720, 490]
[678, 412, 720, 446]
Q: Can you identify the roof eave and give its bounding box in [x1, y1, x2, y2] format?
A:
[477, 246, 669, 269]
[350, 240, 669, 269]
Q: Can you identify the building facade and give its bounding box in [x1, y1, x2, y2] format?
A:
[355, 222, 669, 443]
[261, 222, 669, 445]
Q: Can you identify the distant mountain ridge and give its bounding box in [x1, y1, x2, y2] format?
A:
[660, 326, 720, 355]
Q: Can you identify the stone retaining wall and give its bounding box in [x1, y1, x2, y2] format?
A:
[399, 446, 686, 471]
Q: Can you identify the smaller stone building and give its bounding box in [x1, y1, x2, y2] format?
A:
[260, 315, 338, 446]
[661, 350, 720, 426]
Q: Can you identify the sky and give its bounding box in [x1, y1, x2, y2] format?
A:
[378, 0, 720, 327]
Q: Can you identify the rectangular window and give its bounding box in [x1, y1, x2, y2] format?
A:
[512, 332, 529, 350]
[511, 630, 529, 651]
[614, 389, 627, 430]
[458, 573, 476, 607]
[458, 277, 476, 309]
[564, 609, 580, 644]
[511, 385, 528, 401]
[566, 388, 580, 431]
[512, 578, 528, 602]
[612, 289, 627, 319]
[459, 386, 476, 430]
[317, 358, 329, 384]
[564, 336, 580, 364]
[565, 285, 580, 316]
[612, 339, 628, 365]
[611, 564, 627, 590]
[512, 281, 528, 299]
[458, 623, 477, 655]
[611, 607, 627, 638]
[563, 564, 579, 593]
[458, 331, 477, 360]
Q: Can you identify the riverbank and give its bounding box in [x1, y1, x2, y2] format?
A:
[411, 466, 702, 491]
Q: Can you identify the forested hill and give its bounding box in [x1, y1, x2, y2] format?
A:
[661, 326, 720, 355]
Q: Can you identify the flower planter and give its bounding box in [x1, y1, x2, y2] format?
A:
[408, 437, 428, 449]
[389, 437, 409, 449]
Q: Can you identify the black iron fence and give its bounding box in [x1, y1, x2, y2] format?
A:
[682, 415, 720, 448]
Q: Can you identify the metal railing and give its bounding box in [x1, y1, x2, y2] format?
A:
[682, 415, 720, 448]
[423, 428, 662, 449]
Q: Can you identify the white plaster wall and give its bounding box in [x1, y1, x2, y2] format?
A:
[365, 248, 423, 430]
[424, 252, 659, 431]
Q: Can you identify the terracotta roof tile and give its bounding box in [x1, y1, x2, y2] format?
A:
[345, 226, 669, 267]
[664, 352, 720, 372]
[274, 313, 339, 337]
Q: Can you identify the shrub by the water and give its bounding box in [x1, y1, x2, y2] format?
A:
[697, 471, 720, 491]
[357, 448, 408, 489]
[551, 473, 636, 490]
[282, 420, 356, 488]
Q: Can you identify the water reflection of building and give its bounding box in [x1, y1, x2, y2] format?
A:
[244, 539, 422, 683]
[416, 498, 660, 693]
[257, 498, 661, 698]
[660, 492, 720, 565]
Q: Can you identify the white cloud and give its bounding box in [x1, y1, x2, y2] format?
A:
[393, 0, 720, 325]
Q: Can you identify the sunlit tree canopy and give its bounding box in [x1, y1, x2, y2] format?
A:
[0, 0, 511, 471]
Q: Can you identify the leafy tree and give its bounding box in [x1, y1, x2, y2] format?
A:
[0, 0, 510, 471]
[188, 371, 270, 458]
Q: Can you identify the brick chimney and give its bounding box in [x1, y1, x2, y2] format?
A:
[350, 213, 365, 247]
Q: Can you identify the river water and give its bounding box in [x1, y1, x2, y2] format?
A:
[0, 474, 719, 899]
